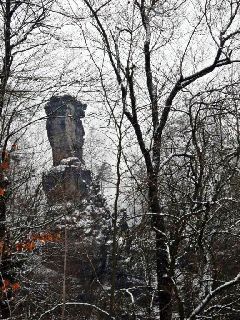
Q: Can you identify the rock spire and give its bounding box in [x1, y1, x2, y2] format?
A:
[45, 95, 86, 166]
[43, 95, 91, 203]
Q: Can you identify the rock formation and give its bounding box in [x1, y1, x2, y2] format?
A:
[41, 96, 149, 320]
[41, 96, 112, 317]
[42, 95, 91, 203]
[45, 95, 86, 165]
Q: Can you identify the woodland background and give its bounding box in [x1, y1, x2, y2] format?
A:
[0, 0, 240, 319]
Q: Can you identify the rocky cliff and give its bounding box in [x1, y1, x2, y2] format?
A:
[42, 95, 91, 203]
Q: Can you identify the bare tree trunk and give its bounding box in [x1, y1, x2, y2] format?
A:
[0, 2, 12, 317]
[61, 218, 68, 320]
[109, 102, 124, 317]
[0, 198, 11, 319]
[148, 173, 173, 320]
[109, 149, 121, 316]
[0, 0, 12, 117]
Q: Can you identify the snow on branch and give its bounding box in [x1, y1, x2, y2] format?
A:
[38, 302, 115, 320]
[187, 273, 240, 320]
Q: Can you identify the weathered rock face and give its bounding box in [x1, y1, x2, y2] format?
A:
[43, 95, 91, 204]
[45, 95, 86, 166]
[42, 157, 91, 203]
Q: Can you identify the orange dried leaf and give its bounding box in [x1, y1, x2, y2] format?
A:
[15, 243, 23, 252]
[54, 232, 61, 240]
[0, 241, 4, 253]
[11, 282, 20, 291]
[0, 162, 9, 170]
[26, 241, 36, 251]
[2, 279, 10, 291]
[21, 243, 27, 251]
[12, 144, 18, 151]
[0, 188, 5, 196]
[45, 233, 53, 241]
[37, 234, 44, 241]
[2, 151, 9, 160]
[31, 234, 39, 241]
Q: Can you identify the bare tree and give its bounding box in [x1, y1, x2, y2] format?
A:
[69, 0, 240, 319]
[0, 0, 56, 317]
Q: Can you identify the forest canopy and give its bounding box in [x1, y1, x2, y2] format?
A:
[0, 0, 240, 319]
